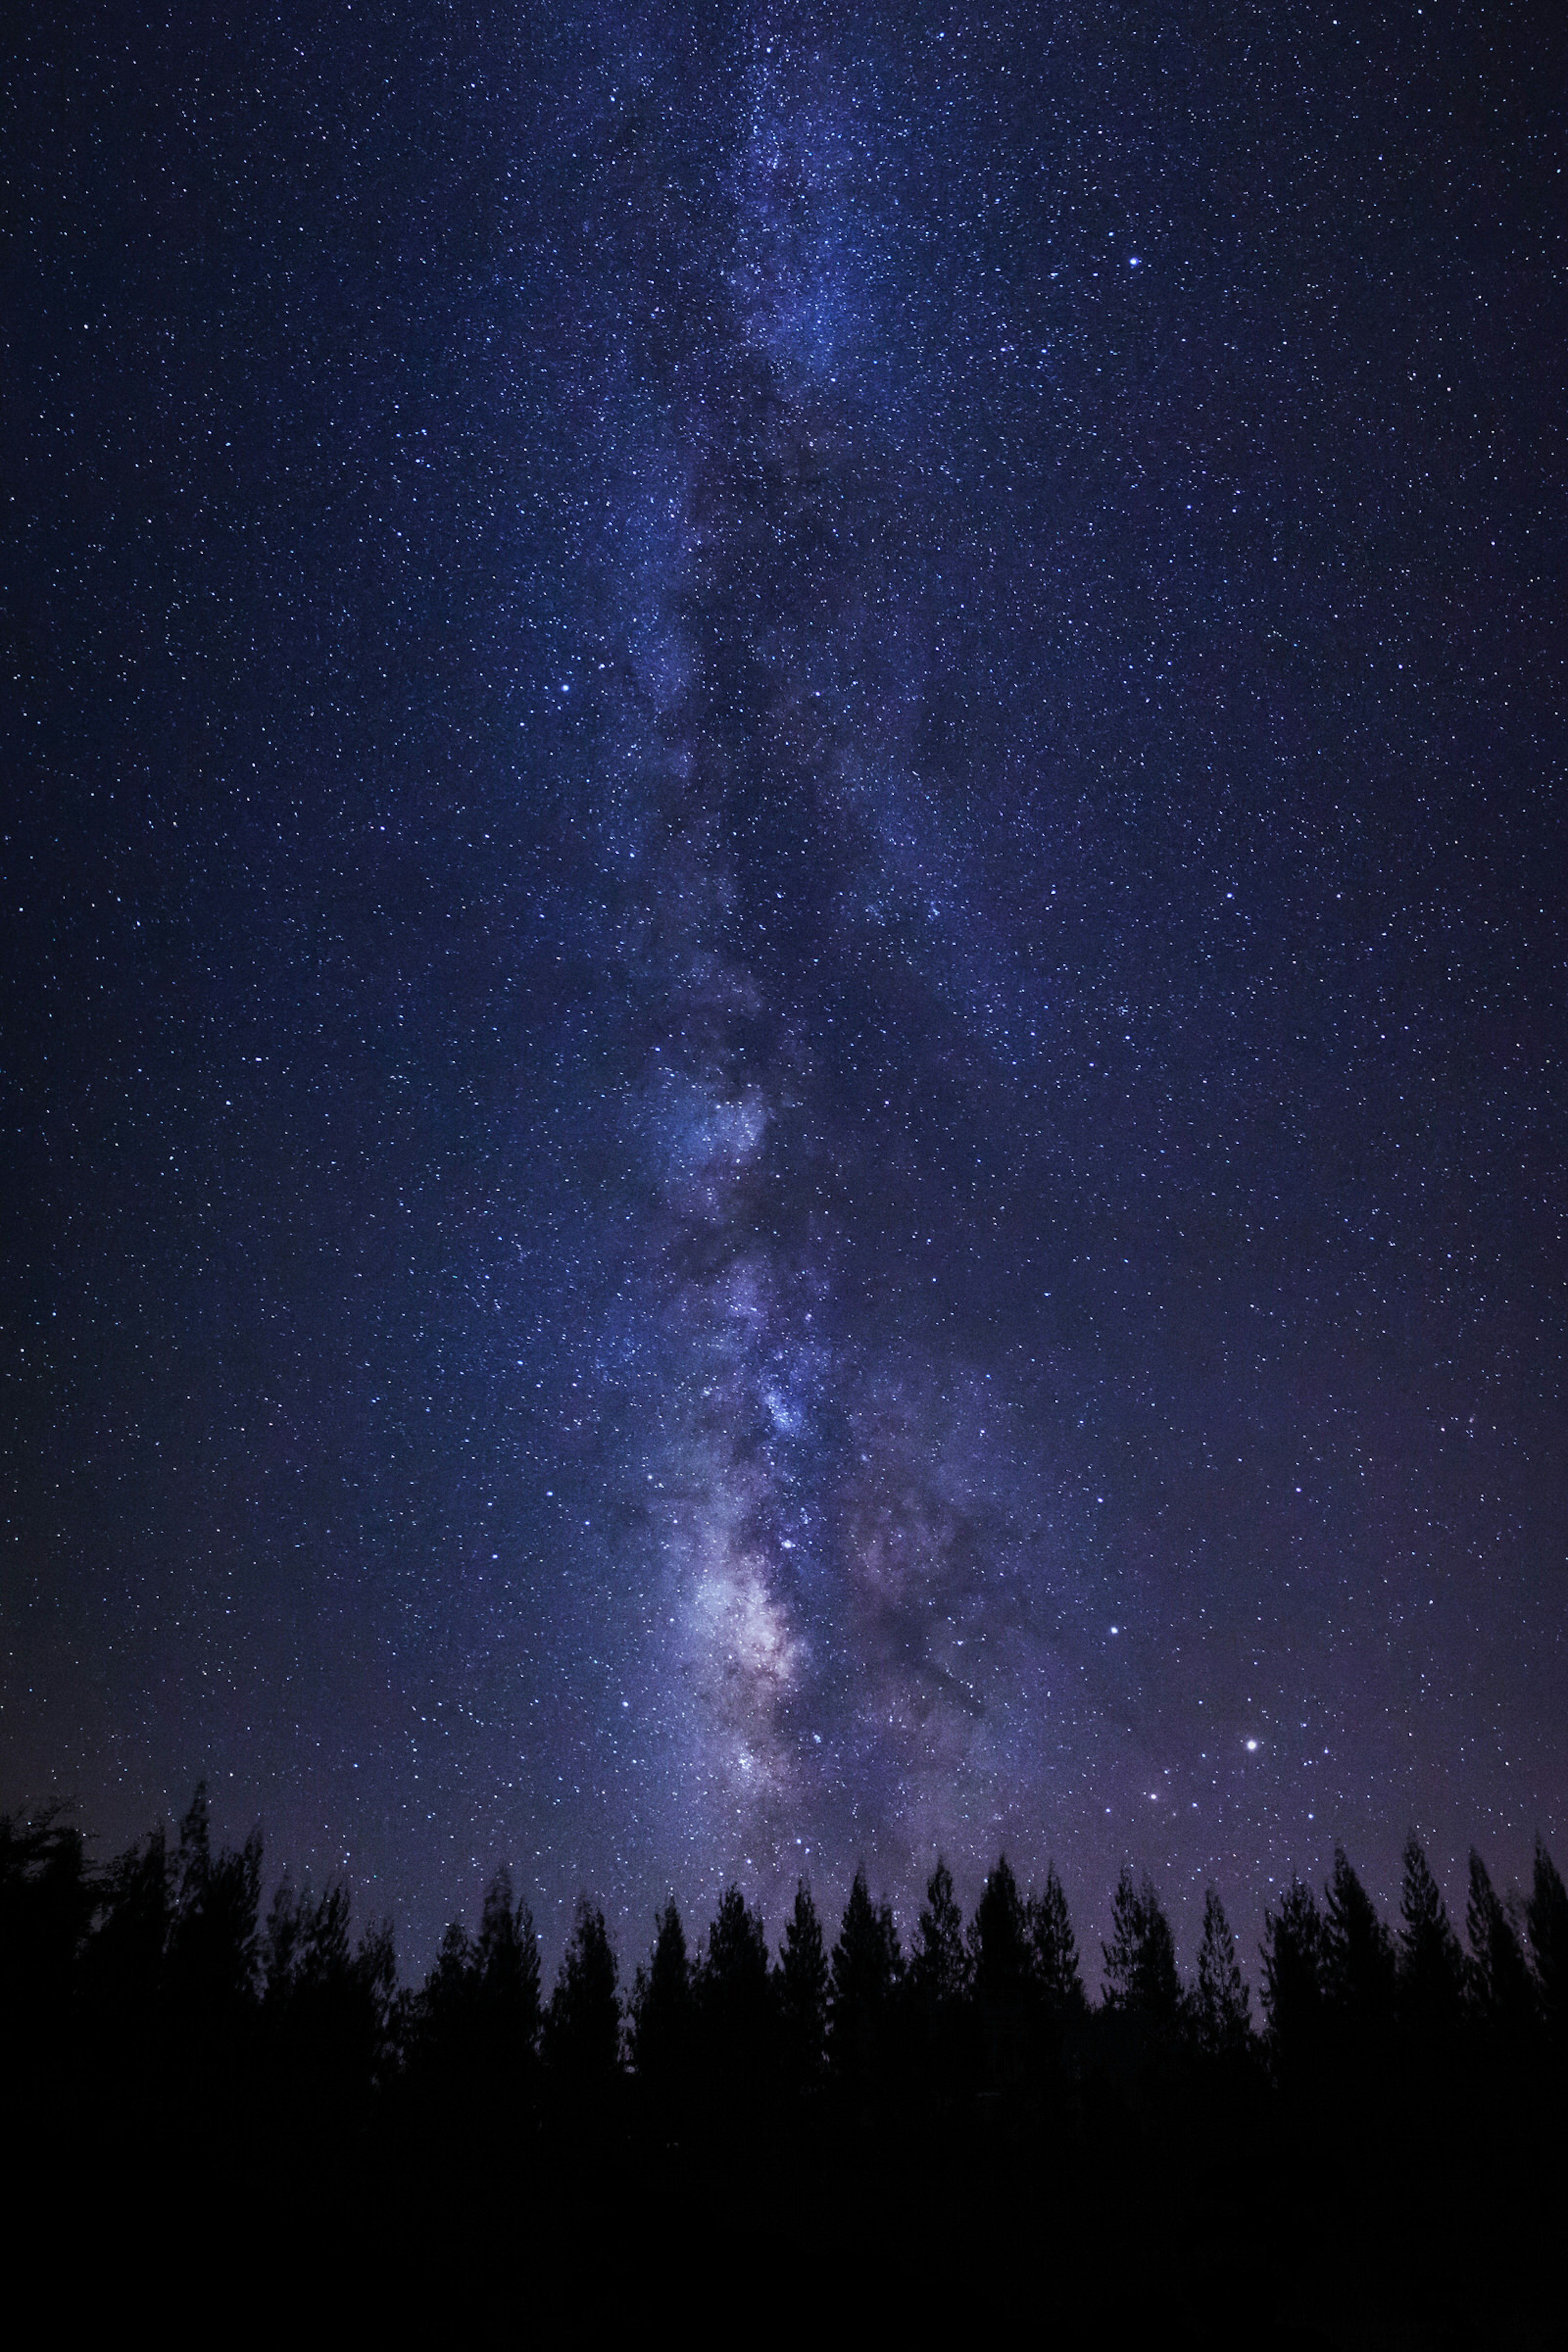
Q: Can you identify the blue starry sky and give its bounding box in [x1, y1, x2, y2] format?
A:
[6, 0, 1564, 1972]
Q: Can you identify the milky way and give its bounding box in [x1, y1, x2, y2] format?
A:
[584, 32, 1090, 1889]
[7, 2, 1565, 1969]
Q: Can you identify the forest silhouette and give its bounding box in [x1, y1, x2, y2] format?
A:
[4, 1791, 1564, 2341]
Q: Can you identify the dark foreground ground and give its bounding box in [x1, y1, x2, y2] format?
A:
[18, 2069, 1559, 2348]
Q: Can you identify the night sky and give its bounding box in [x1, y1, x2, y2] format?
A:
[7, 0, 1565, 1975]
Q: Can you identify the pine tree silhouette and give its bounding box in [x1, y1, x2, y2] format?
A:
[968, 1854, 1035, 2094]
[1102, 1868, 1183, 2037]
[80, 1822, 170, 2031]
[147, 1785, 265, 2147]
[1261, 1878, 1326, 2079]
[166, 1784, 262, 2031]
[776, 1880, 829, 2088]
[829, 1869, 901, 2091]
[15, 1777, 1568, 2334]
[543, 1899, 621, 2099]
[968, 1854, 1031, 2007]
[1525, 1838, 1568, 2049]
[696, 1884, 773, 2096]
[630, 1899, 693, 2101]
[1028, 1863, 1085, 2019]
[1194, 1888, 1251, 2058]
[0, 1806, 91, 2005]
[0, 1805, 93, 2121]
[1465, 1850, 1537, 2045]
[474, 1867, 541, 2099]
[1395, 1835, 1466, 2044]
[909, 1857, 969, 2011]
[1322, 1848, 1396, 2060]
[416, 1915, 479, 2051]
[904, 1857, 971, 2099]
[263, 1875, 396, 2120]
[356, 1918, 398, 2089]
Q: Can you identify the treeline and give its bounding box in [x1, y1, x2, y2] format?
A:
[4, 1786, 1565, 2127]
[7, 1792, 1566, 2330]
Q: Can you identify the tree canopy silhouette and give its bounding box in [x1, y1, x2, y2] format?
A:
[1194, 1889, 1251, 2059]
[909, 1857, 969, 2013]
[1526, 1837, 1568, 2049]
[1102, 1868, 1183, 2040]
[543, 1899, 620, 2096]
[1396, 1835, 1466, 2045]
[695, 1884, 772, 2095]
[1323, 1846, 1396, 2048]
[968, 1853, 1031, 2009]
[6, 1771, 1567, 2351]
[829, 1869, 901, 2089]
[1261, 1878, 1326, 2076]
[630, 1900, 693, 2097]
[1466, 1850, 1536, 2046]
[1028, 1862, 1085, 2021]
[776, 1879, 829, 2087]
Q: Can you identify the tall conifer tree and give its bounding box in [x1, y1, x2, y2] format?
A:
[829, 1870, 901, 2085]
[544, 1900, 621, 2093]
[968, 1855, 1031, 2007]
[1261, 1879, 1326, 2075]
[1102, 1869, 1183, 2034]
[777, 1880, 829, 2085]
[910, 1858, 969, 2009]
[1322, 1848, 1396, 2048]
[1465, 1851, 1536, 2042]
[1028, 1864, 1084, 2017]
[1396, 1836, 1466, 2040]
[1194, 1889, 1250, 2056]
[630, 1901, 693, 2091]
[1525, 1838, 1568, 2043]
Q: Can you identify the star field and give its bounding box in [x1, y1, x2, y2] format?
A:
[6, 0, 1565, 1970]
